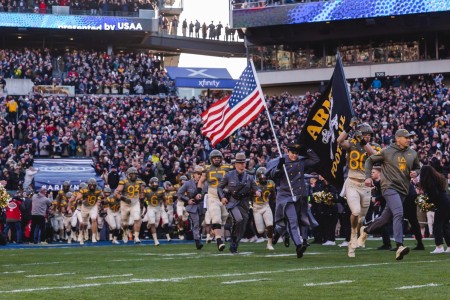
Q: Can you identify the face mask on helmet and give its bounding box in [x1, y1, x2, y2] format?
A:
[150, 178, 159, 190]
[209, 150, 223, 167]
[179, 176, 188, 185]
[87, 178, 97, 191]
[211, 156, 222, 167]
[258, 174, 267, 185]
[164, 181, 172, 190]
[128, 172, 137, 181]
[63, 181, 70, 192]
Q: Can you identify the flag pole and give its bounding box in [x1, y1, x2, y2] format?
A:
[249, 59, 297, 202]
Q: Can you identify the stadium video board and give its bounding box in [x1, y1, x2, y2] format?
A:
[0, 12, 153, 31]
[232, 0, 450, 28]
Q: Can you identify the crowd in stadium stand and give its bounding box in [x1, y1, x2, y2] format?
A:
[0, 48, 174, 95]
[0, 0, 158, 15]
[0, 51, 449, 244]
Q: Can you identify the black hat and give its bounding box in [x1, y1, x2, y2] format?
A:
[287, 143, 302, 153]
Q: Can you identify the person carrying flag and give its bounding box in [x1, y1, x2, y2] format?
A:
[266, 143, 319, 258]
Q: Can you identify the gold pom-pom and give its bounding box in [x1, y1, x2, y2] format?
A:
[313, 191, 335, 206]
[0, 183, 11, 209]
[415, 194, 435, 212]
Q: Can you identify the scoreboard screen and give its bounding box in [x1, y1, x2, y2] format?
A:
[0, 12, 153, 31]
[232, 0, 450, 28]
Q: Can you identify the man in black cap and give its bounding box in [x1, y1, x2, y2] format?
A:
[359, 129, 420, 260]
[266, 142, 319, 258]
[218, 152, 261, 254]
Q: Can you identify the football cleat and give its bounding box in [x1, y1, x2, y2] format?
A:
[218, 243, 226, 251]
[348, 244, 355, 258]
[357, 226, 368, 248]
[395, 246, 410, 260]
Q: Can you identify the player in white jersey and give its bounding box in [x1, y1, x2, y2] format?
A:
[337, 121, 380, 257]
[114, 167, 144, 244]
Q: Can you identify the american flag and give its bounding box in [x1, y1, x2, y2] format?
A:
[201, 62, 265, 146]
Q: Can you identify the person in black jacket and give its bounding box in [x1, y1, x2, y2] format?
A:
[107, 165, 120, 190]
[419, 165, 450, 254]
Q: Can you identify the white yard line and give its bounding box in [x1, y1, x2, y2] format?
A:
[0, 271, 26, 274]
[111, 258, 146, 262]
[2, 261, 61, 267]
[26, 272, 75, 278]
[85, 274, 133, 280]
[138, 253, 198, 256]
[1, 259, 447, 294]
[222, 279, 266, 285]
[304, 280, 354, 287]
[396, 283, 441, 290]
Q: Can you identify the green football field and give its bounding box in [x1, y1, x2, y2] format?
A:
[0, 239, 448, 300]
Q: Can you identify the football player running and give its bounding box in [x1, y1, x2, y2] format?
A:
[75, 178, 102, 244]
[162, 181, 177, 241]
[175, 175, 189, 239]
[103, 187, 121, 244]
[337, 121, 379, 258]
[114, 167, 144, 244]
[143, 177, 165, 246]
[253, 167, 276, 250]
[197, 149, 233, 251]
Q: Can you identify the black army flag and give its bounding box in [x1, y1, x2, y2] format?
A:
[298, 53, 354, 188]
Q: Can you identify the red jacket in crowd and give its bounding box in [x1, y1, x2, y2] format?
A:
[5, 198, 23, 222]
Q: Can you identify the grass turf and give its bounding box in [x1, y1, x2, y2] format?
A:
[0, 239, 448, 300]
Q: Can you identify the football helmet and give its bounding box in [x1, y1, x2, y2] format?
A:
[179, 175, 188, 185]
[163, 181, 173, 190]
[256, 167, 267, 185]
[127, 167, 138, 182]
[357, 123, 374, 135]
[87, 178, 97, 191]
[209, 149, 223, 167]
[150, 177, 159, 189]
[62, 181, 71, 192]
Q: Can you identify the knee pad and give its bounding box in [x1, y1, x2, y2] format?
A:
[212, 223, 221, 230]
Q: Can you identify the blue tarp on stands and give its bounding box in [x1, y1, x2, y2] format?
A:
[166, 67, 237, 89]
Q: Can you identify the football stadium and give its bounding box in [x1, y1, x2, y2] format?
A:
[1, 0, 450, 299]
